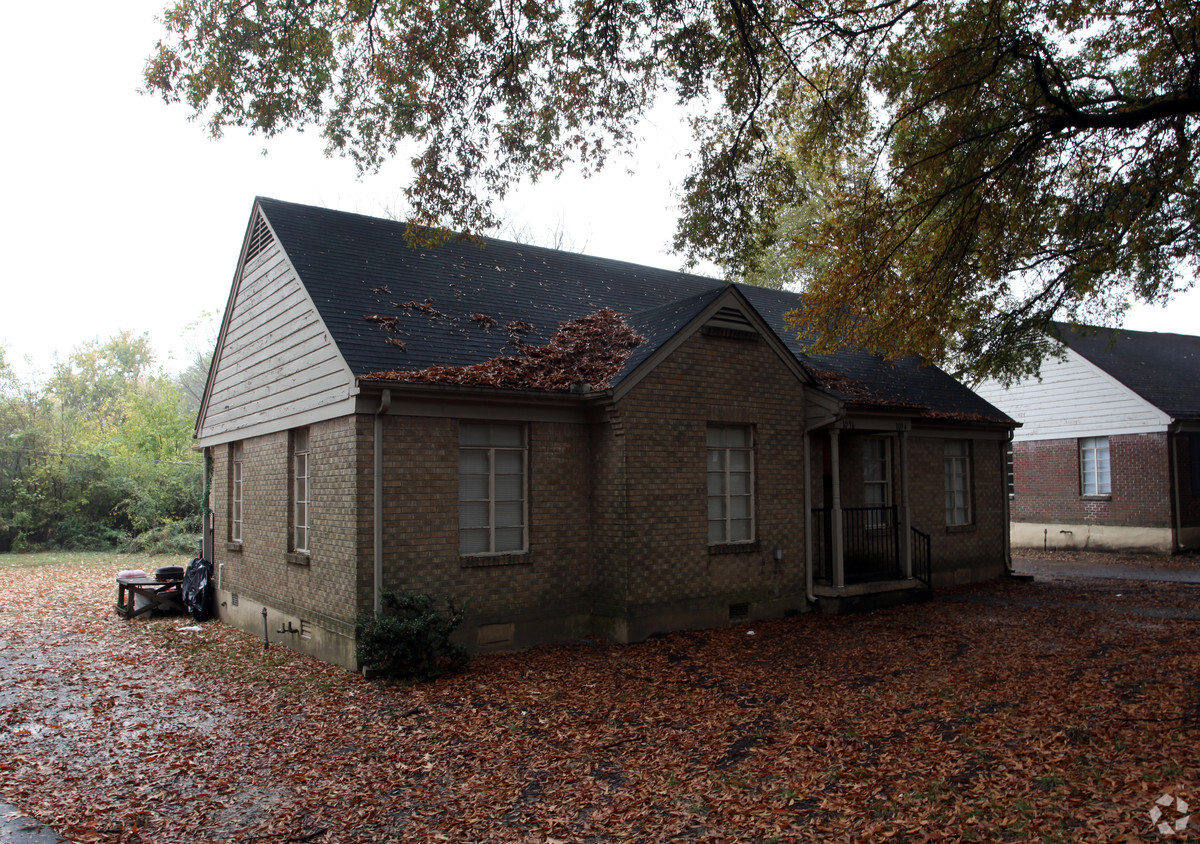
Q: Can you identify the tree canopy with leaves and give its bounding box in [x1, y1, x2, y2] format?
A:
[146, 0, 1200, 382]
[0, 333, 202, 553]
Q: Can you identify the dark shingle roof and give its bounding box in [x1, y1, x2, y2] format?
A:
[1058, 323, 1200, 421]
[256, 197, 1011, 422]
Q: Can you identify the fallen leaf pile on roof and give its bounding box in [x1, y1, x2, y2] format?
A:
[2, 555, 1198, 842]
[365, 308, 645, 391]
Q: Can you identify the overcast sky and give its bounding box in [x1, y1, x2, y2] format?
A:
[3, 0, 1198, 383]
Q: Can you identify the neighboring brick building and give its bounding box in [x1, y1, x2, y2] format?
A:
[196, 198, 1015, 669]
[975, 324, 1200, 554]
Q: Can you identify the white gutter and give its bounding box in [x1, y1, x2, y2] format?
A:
[373, 388, 392, 615]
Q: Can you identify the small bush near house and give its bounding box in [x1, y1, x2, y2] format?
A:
[356, 591, 468, 681]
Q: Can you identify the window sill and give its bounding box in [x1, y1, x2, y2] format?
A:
[945, 524, 975, 534]
[709, 541, 759, 556]
[225, 542, 243, 553]
[286, 552, 311, 567]
[1081, 494, 1112, 502]
[460, 552, 529, 568]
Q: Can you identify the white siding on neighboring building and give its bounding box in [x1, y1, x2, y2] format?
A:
[975, 347, 1169, 441]
[197, 229, 355, 443]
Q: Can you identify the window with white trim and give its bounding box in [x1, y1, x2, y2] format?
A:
[1080, 436, 1111, 496]
[707, 426, 754, 544]
[944, 439, 972, 525]
[292, 428, 310, 553]
[230, 442, 244, 543]
[459, 422, 527, 555]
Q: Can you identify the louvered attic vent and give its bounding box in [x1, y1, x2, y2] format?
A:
[244, 213, 275, 262]
[702, 306, 760, 340]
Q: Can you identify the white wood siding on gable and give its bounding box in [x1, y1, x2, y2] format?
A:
[974, 347, 1169, 441]
[197, 234, 355, 443]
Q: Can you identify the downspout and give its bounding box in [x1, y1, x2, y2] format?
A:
[1003, 430, 1014, 574]
[201, 447, 214, 564]
[804, 424, 814, 603]
[374, 388, 392, 616]
[1171, 422, 1184, 553]
[898, 429, 911, 578]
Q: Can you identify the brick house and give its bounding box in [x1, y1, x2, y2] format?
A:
[196, 198, 1015, 668]
[974, 324, 1200, 554]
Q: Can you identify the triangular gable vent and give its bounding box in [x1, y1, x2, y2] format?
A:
[702, 306, 760, 340]
[244, 212, 275, 263]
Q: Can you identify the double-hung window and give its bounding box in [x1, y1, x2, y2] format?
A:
[944, 439, 971, 525]
[230, 442, 244, 543]
[707, 426, 754, 544]
[459, 422, 527, 555]
[862, 438, 891, 526]
[1080, 436, 1110, 496]
[292, 428, 310, 553]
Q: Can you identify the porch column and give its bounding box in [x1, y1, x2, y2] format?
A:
[899, 429, 912, 578]
[830, 428, 844, 589]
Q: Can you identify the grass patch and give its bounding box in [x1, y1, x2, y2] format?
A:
[0, 550, 176, 571]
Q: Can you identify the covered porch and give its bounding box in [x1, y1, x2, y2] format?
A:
[805, 416, 934, 613]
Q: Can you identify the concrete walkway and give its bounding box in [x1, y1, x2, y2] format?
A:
[0, 804, 65, 844]
[1012, 554, 1200, 584]
[1012, 557, 1200, 583]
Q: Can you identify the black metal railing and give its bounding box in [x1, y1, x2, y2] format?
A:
[911, 526, 932, 591]
[811, 506, 903, 585]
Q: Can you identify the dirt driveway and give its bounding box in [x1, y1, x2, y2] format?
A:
[2, 553, 1199, 842]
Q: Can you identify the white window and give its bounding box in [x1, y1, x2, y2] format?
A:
[460, 422, 527, 555]
[1080, 436, 1111, 495]
[707, 426, 754, 544]
[944, 439, 971, 525]
[863, 438, 891, 520]
[231, 442, 244, 543]
[293, 428, 310, 553]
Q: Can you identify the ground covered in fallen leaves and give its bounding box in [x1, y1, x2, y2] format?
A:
[2, 553, 1198, 843]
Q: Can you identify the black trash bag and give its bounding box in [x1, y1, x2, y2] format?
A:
[182, 557, 214, 621]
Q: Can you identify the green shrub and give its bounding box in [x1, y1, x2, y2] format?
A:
[121, 519, 200, 556]
[56, 513, 129, 551]
[356, 591, 468, 681]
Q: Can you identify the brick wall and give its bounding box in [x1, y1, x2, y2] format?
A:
[209, 417, 360, 635]
[364, 329, 813, 647]
[373, 414, 595, 642]
[600, 330, 809, 634]
[906, 434, 1008, 582]
[1011, 433, 1172, 528]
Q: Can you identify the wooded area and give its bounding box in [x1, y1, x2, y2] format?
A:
[0, 331, 208, 554]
